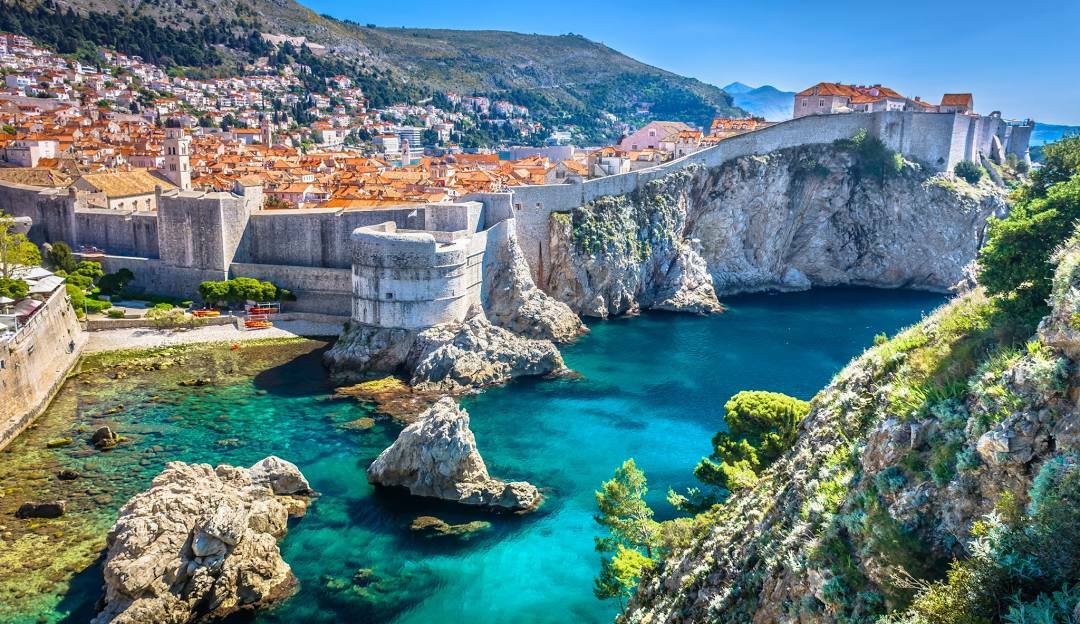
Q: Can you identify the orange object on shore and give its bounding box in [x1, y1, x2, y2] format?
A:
[193, 309, 221, 318]
[231, 343, 240, 350]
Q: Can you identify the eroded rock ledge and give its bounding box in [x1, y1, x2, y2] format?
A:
[92, 456, 314, 624]
[324, 314, 564, 393]
[367, 397, 541, 511]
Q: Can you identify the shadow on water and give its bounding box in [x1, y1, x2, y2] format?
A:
[55, 554, 105, 624]
[251, 343, 334, 397]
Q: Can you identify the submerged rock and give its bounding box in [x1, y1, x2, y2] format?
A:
[57, 469, 81, 481]
[91, 426, 120, 450]
[325, 314, 564, 394]
[409, 515, 492, 538]
[91, 456, 314, 624]
[15, 500, 66, 519]
[367, 398, 541, 511]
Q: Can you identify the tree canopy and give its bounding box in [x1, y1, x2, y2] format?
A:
[693, 391, 810, 494]
[593, 459, 659, 607]
[978, 136, 1080, 321]
[0, 213, 41, 281]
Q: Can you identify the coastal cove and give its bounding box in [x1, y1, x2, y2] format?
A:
[0, 287, 945, 624]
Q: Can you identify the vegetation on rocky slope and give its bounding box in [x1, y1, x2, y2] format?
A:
[605, 138, 1080, 623]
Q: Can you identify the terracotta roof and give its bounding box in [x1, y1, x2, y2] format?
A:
[797, 82, 904, 100]
[940, 93, 973, 107]
[0, 167, 72, 188]
[75, 169, 175, 198]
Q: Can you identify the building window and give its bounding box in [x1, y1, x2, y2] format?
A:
[385, 292, 394, 300]
[819, 99, 825, 107]
[801, 99, 807, 107]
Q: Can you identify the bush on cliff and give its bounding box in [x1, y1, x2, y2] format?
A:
[882, 458, 1080, 624]
[693, 391, 810, 494]
[953, 160, 984, 184]
[978, 168, 1080, 322]
[834, 129, 903, 181]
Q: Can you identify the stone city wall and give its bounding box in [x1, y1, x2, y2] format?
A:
[0, 287, 84, 451]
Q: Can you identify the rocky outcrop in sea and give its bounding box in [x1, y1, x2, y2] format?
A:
[545, 144, 1008, 317]
[324, 313, 564, 393]
[367, 397, 541, 511]
[91, 456, 314, 624]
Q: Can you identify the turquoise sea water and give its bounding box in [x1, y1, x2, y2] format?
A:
[23, 287, 945, 624]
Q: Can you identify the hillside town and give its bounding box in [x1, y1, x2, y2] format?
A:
[0, 31, 784, 207]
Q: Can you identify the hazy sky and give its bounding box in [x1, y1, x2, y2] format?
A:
[305, 0, 1080, 124]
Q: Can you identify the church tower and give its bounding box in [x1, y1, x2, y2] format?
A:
[163, 124, 192, 191]
[260, 115, 274, 148]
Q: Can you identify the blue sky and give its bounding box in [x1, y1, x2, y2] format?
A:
[305, 0, 1080, 125]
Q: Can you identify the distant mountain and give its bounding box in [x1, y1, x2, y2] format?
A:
[8, 0, 744, 141]
[1032, 123, 1080, 146]
[722, 82, 796, 121]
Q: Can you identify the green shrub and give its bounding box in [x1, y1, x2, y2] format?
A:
[954, 160, 984, 184]
[0, 276, 27, 299]
[106, 309, 125, 319]
[694, 391, 810, 492]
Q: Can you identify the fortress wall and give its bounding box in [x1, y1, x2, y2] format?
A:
[350, 224, 484, 329]
[157, 193, 232, 270]
[1006, 124, 1033, 160]
[424, 201, 484, 234]
[462, 192, 515, 225]
[505, 111, 974, 282]
[73, 209, 159, 258]
[240, 206, 427, 269]
[96, 255, 227, 297]
[0, 287, 84, 451]
[229, 262, 352, 316]
[0, 182, 77, 245]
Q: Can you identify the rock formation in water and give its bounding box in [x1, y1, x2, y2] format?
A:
[546, 144, 1008, 317]
[325, 313, 564, 393]
[623, 236, 1079, 623]
[482, 225, 586, 341]
[367, 397, 541, 511]
[92, 456, 314, 624]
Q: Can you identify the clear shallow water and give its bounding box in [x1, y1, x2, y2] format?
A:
[6, 287, 945, 624]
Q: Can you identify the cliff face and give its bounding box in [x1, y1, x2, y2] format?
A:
[624, 239, 1080, 622]
[545, 145, 1008, 317]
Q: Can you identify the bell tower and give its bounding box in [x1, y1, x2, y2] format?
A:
[163, 124, 192, 191]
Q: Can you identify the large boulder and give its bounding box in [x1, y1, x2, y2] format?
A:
[406, 315, 564, 394]
[367, 398, 541, 511]
[91, 457, 314, 624]
[325, 314, 564, 394]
